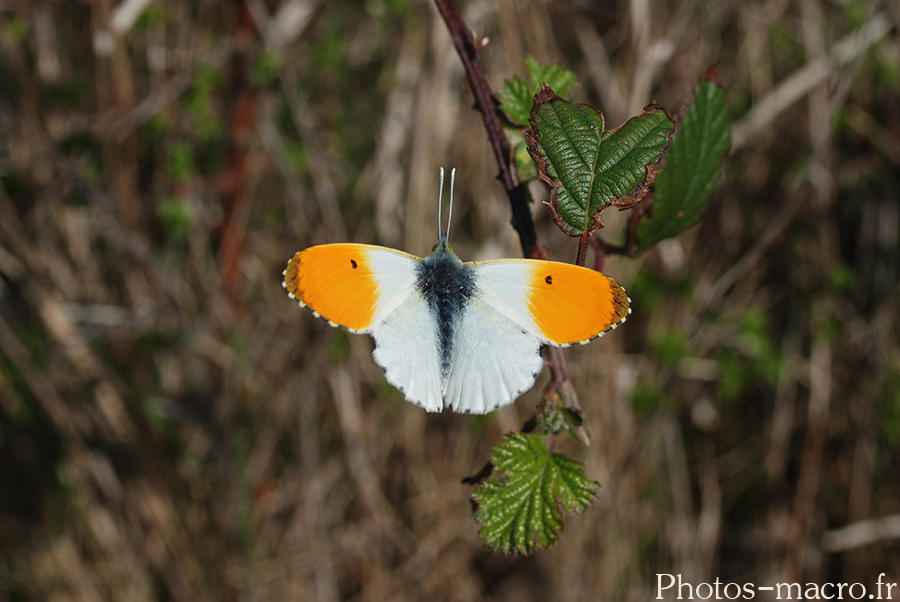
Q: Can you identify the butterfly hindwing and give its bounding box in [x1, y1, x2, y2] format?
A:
[371, 292, 444, 412]
[443, 298, 545, 413]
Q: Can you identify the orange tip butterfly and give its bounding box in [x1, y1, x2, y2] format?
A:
[283, 168, 630, 414]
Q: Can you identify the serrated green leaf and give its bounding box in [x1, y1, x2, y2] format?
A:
[526, 84, 675, 236]
[635, 75, 731, 252]
[525, 56, 578, 100]
[499, 59, 579, 127]
[497, 75, 534, 127]
[472, 433, 598, 555]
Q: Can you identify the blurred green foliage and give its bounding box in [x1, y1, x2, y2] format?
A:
[156, 198, 193, 240]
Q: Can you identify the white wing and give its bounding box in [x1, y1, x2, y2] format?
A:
[369, 251, 545, 413]
[442, 297, 545, 414]
[371, 293, 444, 412]
[363, 248, 444, 412]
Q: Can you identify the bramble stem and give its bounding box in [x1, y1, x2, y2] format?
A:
[433, 0, 538, 258]
[436, 0, 589, 441]
[576, 232, 591, 267]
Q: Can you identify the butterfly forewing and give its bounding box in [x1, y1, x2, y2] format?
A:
[471, 259, 630, 346]
[284, 243, 420, 332]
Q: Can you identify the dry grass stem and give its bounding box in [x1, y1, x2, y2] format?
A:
[1, 1, 898, 600]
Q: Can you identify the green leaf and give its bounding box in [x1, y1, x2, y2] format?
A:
[510, 131, 538, 182]
[525, 56, 578, 101]
[498, 58, 578, 127]
[634, 73, 731, 252]
[526, 84, 675, 236]
[497, 75, 534, 127]
[473, 433, 598, 555]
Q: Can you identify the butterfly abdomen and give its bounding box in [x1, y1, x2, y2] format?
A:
[416, 246, 476, 386]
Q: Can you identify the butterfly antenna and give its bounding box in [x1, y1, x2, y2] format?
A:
[446, 167, 456, 240]
[437, 166, 445, 239]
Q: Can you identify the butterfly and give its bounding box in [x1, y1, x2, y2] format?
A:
[283, 168, 630, 414]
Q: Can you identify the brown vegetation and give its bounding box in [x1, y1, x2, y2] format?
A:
[1, 1, 898, 600]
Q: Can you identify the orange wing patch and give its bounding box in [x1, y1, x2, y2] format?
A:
[284, 244, 379, 332]
[526, 262, 630, 345]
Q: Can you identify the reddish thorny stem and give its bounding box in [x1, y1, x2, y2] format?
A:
[435, 1, 591, 472]
[433, 0, 539, 260]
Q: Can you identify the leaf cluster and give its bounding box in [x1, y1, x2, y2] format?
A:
[498, 60, 730, 251]
[467, 59, 731, 554]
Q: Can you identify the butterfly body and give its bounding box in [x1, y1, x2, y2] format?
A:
[416, 238, 477, 388]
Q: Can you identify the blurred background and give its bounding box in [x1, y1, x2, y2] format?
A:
[1, 0, 899, 600]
